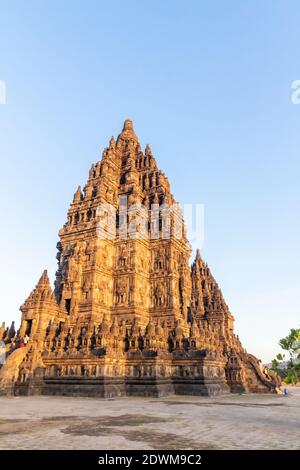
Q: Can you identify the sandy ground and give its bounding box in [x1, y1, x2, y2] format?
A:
[0, 388, 299, 450]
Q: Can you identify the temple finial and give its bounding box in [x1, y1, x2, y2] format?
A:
[37, 269, 50, 287]
[109, 136, 116, 149]
[118, 119, 138, 143]
[145, 144, 152, 156]
[123, 119, 133, 131]
[73, 185, 82, 203]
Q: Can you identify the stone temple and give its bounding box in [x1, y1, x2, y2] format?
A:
[0, 120, 279, 396]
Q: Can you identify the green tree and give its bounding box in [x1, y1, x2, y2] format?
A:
[279, 329, 300, 359]
[271, 328, 300, 385]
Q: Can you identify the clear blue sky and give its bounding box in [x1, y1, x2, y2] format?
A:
[0, 0, 299, 362]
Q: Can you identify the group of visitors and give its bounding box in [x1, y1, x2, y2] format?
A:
[10, 334, 30, 351]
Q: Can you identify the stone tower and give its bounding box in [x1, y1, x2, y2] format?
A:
[54, 119, 191, 332]
[0, 120, 279, 397]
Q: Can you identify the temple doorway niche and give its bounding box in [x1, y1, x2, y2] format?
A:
[65, 298, 71, 315]
[25, 319, 32, 336]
